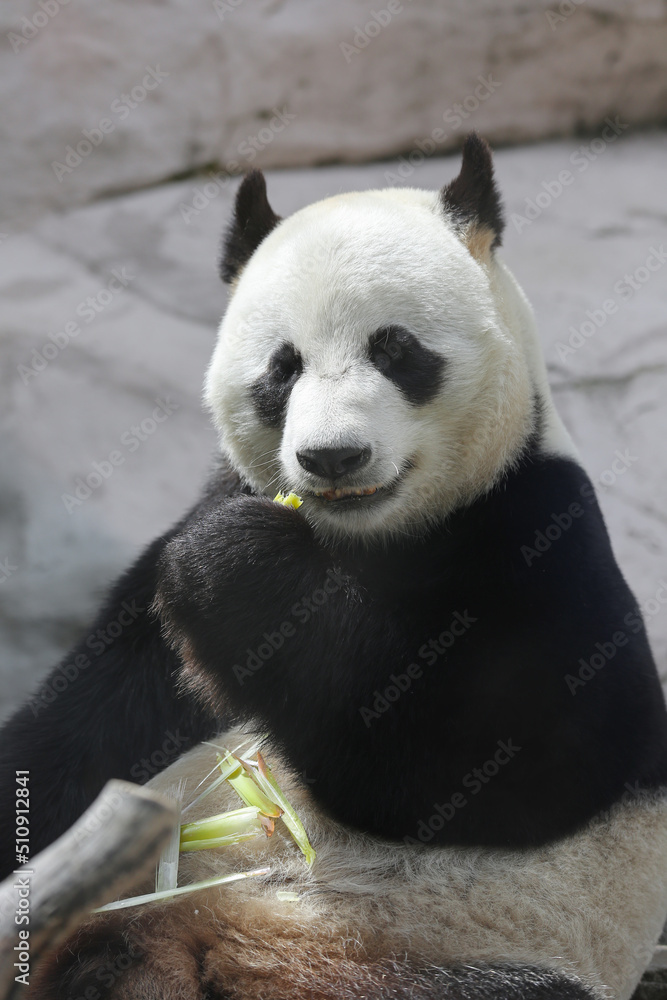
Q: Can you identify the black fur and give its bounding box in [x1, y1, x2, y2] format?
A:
[250, 341, 304, 427]
[219, 169, 281, 283]
[413, 964, 597, 1000]
[368, 325, 447, 405]
[0, 464, 246, 880]
[441, 133, 504, 248]
[155, 450, 667, 849]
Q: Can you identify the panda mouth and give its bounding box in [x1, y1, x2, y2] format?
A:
[314, 484, 382, 502]
[304, 461, 413, 507]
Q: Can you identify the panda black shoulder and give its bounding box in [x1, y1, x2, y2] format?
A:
[313, 448, 667, 848]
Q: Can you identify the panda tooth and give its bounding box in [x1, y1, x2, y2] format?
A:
[313, 484, 382, 501]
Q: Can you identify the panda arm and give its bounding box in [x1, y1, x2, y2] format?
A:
[155, 494, 407, 786]
[0, 462, 241, 878]
[155, 493, 392, 698]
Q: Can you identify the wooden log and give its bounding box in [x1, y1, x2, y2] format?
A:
[0, 779, 178, 999]
[649, 944, 667, 970]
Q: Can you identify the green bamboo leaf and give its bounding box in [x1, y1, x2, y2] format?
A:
[94, 867, 271, 912]
[249, 753, 316, 866]
[181, 754, 243, 817]
[219, 752, 283, 817]
[180, 804, 263, 845]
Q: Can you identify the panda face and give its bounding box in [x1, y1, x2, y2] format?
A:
[205, 187, 535, 542]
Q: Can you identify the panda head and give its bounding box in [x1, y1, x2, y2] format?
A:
[205, 135, 540, 542]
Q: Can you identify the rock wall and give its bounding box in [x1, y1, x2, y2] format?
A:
[1, 0, 666, 226]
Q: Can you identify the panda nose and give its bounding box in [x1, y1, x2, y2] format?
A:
[297, 446, 371, 480]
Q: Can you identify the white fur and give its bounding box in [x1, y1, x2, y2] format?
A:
[204, 188, 577, 542]
[148, 738, 667, 1000]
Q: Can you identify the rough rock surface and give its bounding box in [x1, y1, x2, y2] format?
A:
[0, 131, 665, 717]
[1, 0, 667, 224]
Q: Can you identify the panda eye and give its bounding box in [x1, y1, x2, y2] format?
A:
[271, 343, 303, 382]
[250, 342, 303, 428]
[367, 324, 447, 406]
[370, 329, 403, 371]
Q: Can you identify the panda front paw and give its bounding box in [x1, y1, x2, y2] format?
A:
[158, 493, 316, 606]
[154, 494, 326, 695]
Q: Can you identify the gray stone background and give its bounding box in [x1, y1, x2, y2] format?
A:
[1, 0, 666, 719]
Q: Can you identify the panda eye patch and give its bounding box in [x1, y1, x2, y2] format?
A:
[251, 342, 303, 427]
[368, 325, 446, 406]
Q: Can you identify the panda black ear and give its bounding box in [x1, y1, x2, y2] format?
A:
[220, 170, 282, 284]
[440, 133, 504, 255]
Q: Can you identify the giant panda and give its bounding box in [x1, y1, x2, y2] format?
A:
[3, 134, 667, 1000]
